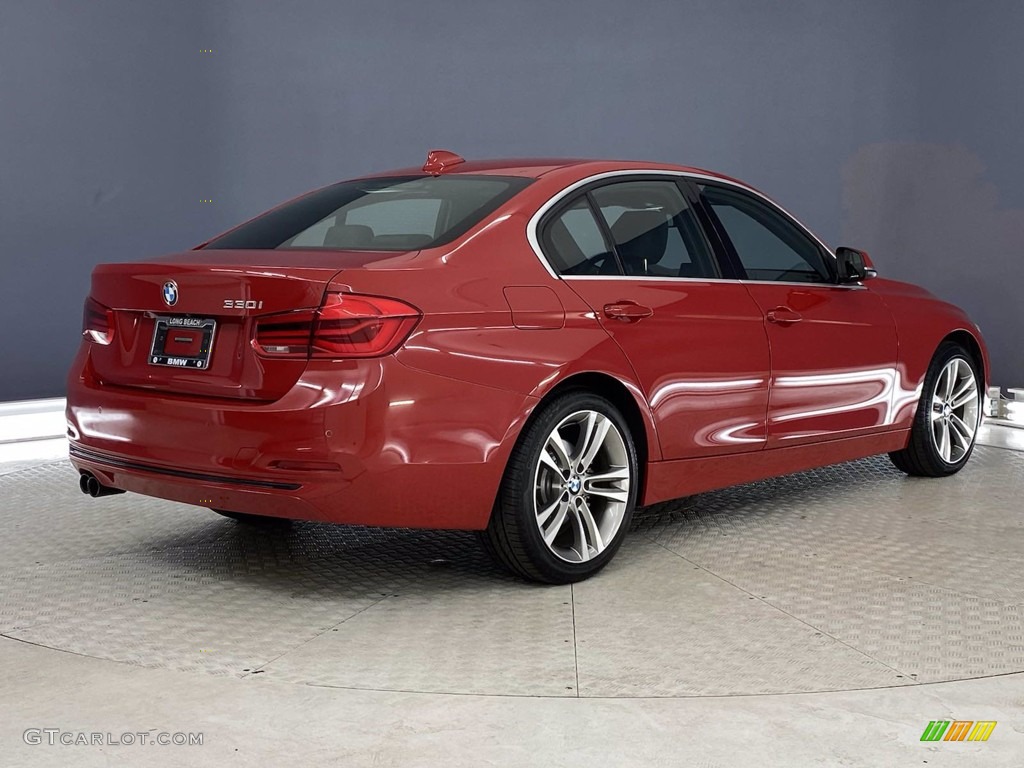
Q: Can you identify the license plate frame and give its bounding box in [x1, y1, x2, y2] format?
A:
[149, 316, 217, 370]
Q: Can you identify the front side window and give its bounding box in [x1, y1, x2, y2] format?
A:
[204, 175, 531, 252]
[700, 184, 832, 283]
[591, 180, 718, 278]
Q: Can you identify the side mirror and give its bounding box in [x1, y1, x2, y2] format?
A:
[836, 246, 877, 283]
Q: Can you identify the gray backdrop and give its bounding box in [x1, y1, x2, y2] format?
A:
[2, 0, 1021, 401]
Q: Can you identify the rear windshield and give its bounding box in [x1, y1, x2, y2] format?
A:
[203, 175, 532, 251]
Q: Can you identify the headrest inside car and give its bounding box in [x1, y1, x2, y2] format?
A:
[323, 224, 374, 248]
[611, 209, 669, 270]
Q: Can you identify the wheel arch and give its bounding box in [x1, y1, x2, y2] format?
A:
[481, 369, 656, 578]
[515, 370, 659, 501]
[942, 329, 988, 389]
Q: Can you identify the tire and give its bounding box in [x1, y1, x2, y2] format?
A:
[481, 391, 639, 584]
[888, 341, 982, 477]
[213, 509, 293, 527]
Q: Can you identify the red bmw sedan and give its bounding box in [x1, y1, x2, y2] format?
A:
[68, 151, 988, 583]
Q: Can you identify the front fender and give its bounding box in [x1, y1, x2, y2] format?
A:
[871, 278, 989, 425]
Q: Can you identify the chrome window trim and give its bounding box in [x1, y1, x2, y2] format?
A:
[560, 275, 737, 284]
[740, 279, 865, 290]
[560, 274, 865, 290]
[526, 169, 840, 284]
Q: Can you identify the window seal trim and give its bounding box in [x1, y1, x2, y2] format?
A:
[527, 169, 836, 281]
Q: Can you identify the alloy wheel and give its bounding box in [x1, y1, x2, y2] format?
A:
[532, 410, 631, 563]
[930, 357, 979, 464]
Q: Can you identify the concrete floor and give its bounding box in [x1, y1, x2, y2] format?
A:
[2, 426, 1023, 765]
[3, 637, 1022, 767]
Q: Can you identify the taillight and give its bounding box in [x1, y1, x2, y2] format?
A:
[253, 293, 420, 359]
[82, 297, 115, 345]
[252, 309, 317, 357]
[312, 294, 421, 358]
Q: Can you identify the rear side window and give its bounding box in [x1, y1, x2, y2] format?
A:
[204, 175, 532, 252]
[590, 180, 718, 278]
[700, 184, 832, 282]
[542, 198, 619, 275]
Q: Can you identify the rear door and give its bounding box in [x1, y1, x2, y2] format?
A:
[540, 176, 770, 459]
[696, 182, 899, 446]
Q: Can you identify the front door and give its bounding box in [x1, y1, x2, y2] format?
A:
[697, 182, 899, 446]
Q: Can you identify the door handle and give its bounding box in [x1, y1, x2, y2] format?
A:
[603, 301, 654, 322]
[766, 306, 803, 326]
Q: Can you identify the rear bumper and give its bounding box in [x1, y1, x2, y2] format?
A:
[66, 353, 535, 529]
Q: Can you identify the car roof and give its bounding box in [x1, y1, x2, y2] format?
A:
[363, 157, 746, 185]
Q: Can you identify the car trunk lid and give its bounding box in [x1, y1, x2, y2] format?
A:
[85, 249, 409, 400]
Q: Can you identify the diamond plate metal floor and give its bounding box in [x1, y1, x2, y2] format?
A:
[2, 447, 1022, 698]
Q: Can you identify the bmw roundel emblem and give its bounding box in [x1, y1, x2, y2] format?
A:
[162, 280, 178, 307]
